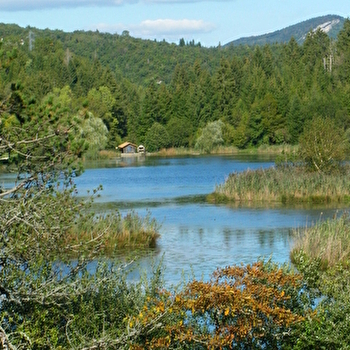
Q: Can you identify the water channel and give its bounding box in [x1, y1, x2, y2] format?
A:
[72, 155, 347, 285]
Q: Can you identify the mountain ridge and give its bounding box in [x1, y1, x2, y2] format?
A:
[224, 14, 346, 47]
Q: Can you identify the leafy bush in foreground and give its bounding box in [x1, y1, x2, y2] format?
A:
[131, 261, 311, 349]
[291, 214, 350, 349]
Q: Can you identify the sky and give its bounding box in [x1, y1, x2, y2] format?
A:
[0, 0, 349, 47]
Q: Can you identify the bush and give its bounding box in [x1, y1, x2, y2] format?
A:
[195, 120, 224, 153]
[132, 260, 311, 349]
[298, 116, 348, 173]
[291, 218, 350, 350]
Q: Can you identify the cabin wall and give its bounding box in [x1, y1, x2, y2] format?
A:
[123, 145, 136, 153]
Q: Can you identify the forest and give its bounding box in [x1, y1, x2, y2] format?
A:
[2, 20, 350, 156]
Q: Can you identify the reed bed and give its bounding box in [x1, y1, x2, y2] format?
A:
[97, 149, 118, 159]
[290, 213, 350, 269]
[152, 144, 297, 157]
[153, 147, 198, 157]
[212, 165, 350, 204]
[83, 149, 117, 161]
[62, 211, 160, 256]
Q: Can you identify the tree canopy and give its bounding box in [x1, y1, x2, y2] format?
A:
[1, 20, 350, 153]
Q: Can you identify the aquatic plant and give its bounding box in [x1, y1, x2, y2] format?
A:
[290, 213, 350, 349]
[291, 212, 350, 269]
[212, 165, 350, 204]
[63, 210, 161, 256]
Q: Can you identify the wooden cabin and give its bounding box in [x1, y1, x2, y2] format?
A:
[117, 142, 138, 154]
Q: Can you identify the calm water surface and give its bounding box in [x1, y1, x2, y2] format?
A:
[73, 155, 346, 284]
[1, 155, 345, 284]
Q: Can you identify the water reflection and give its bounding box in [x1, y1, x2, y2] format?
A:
[2, 155, 348, 285]
[121, 202, 344, 285]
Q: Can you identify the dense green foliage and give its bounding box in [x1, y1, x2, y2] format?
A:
[290, 214, 350, 349]
[195, 120, 224, 153]
[1, 19, 350, 155]
[298, 116, 348, 173]
[0, 40, 163, 348]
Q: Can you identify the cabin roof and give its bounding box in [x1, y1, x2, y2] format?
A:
[118, 142, 137, 149]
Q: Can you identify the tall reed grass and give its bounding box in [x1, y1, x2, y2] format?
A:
[290, 213, 350, 269]
[83, 149, 117, 161]
[62, 211, 160, 256]
[151, 144, 297, 157]
[212, 165, 350, 204]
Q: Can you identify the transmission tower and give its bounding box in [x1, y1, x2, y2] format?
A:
[28, 30, 34, 51]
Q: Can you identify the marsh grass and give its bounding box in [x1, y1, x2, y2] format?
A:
[154, 147, 198, 156]
[83, 149, 117, 161]
[151, 144, 297, 157]
[97, 149, 117, 159]
[62, 211, 160, 256]
[212, 165, 350, 204]
[290, 213, 350, 269]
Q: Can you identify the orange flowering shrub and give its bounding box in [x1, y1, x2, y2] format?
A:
[131, 261, 311, 349]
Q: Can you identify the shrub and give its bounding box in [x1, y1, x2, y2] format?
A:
[195, 120, 224, 153]
[291, 215, 350, 350]
[132, 261, 310, 349]
[298, 116, 348, 173]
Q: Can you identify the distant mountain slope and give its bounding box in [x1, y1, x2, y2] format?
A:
[225, 15, 346, 47]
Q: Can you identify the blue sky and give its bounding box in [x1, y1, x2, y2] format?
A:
[0, 0, 349, 47]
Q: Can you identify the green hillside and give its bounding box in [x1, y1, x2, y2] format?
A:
[0, 23, 225, 86]
[2, 17, 350, 155]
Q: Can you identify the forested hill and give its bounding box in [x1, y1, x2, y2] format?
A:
[2, 18, 350, 157]
[0, 22, 225, 87]
[0, 16, 345, 86]
[225, 15, 345, 47]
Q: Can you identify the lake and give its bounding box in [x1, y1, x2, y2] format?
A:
[73, 155, 346, 285]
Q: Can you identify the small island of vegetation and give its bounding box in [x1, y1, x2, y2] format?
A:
[211, 116, 350, 204]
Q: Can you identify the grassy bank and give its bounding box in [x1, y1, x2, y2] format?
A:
[83, 149, 118, 161]
[210, 165, 350, 204]
[289, 212, 350, 348]
[79, 144, 297, 160]
[152, 144, 297, 157]
[62, 211, 160, 256]
[291, 213, 350, 269]
[81, 144, 297, 158]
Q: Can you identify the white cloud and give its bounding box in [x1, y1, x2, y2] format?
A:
[138, 19, 215, 35]
[94, 19, 215, 38]
[0, 0, 231, 11]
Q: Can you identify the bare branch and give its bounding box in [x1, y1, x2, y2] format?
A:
[0, 179, 29, 198]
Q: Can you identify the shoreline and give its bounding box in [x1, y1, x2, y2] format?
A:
[85, 144, 298, 161]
